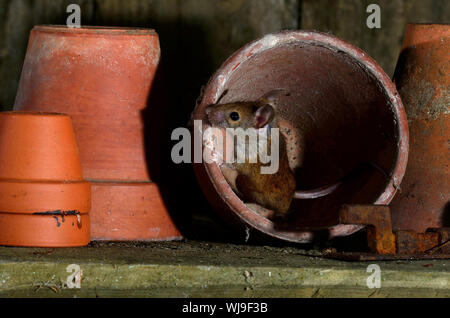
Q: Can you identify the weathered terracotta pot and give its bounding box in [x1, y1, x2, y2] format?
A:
[14, 25, 182, 241]
[0, 112, 91, 247]
[390, 24, 449, 232]
[192, 31, 409, 243]
[90, 183, 181, 241]
[14, 25, 160, 181]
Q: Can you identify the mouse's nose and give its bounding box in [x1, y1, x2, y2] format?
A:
[205, 107, 212, 116]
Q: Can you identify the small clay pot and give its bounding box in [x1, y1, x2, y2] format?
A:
[192, 31, 409, 243]
[0, 112, 91, 247]
[14, 25, 182, 241]
[390, 24, 449, 232]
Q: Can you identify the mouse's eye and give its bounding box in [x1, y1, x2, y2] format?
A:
[229, 112, 240, 121]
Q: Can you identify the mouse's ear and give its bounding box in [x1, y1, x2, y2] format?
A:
[258, 89, 288, 105]
[254, 104, 274, 128]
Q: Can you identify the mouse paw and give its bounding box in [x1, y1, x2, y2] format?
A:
[270, 212, 289, 223]
[246, 203, 275, 219]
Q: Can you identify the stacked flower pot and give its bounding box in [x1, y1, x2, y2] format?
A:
[0, 112, 90, 247]
[12, 25, 182, 242]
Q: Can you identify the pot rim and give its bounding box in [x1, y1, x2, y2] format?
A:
[33, 25, 158, 36]
[405, 23, 450, 26]
[194, 30, 409, 243]
[402, 23, 450, 46]
[0, 111, 68, 117]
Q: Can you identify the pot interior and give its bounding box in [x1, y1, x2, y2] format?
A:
[212, 42, 399, 228]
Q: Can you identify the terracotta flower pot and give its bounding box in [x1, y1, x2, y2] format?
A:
[14, 25, 159, 181]
[192, 31, 409, 243]
[390, 24, 449, 232]
[0, 112, 91, 247]
[90, 183, 181, 241]
[14, 25, 182, 241]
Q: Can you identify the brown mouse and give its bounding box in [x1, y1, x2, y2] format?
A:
[204, 91, 343, 218]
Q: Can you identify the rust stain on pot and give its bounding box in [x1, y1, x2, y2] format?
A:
[52, 216, 61, 227]
[395, 48, 449, 120]
[32, 210, 81, 216]
[33, 210, 82, 228]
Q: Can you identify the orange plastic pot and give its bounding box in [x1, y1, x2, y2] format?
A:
[192, 31, 409, 243]
[0, 112, 91, 247]
[14, 25, 182, 241]
[390, 24, 449, 232]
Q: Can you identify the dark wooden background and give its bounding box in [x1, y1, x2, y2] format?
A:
[0, 0, 449, 112]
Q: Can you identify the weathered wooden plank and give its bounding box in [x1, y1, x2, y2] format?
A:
[302, 0, 450, 77]
[0, 242, 449, 298]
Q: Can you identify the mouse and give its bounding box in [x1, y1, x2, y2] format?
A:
[204, 90, 347, 218]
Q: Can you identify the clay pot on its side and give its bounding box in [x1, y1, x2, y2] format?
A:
[0, 112, 91, 247]
[14, 25, 182, 241]
[192, 31, 409, 243]
[390, 24, 450, 232]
